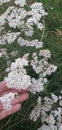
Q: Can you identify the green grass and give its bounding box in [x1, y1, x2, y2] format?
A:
[0, 0, 62, 130]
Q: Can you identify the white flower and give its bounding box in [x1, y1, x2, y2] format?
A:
[51, 93, 58, 103]
[60, 91, 62, 94]
[42, 96, 53, 112]
[30, 96, 41, 121]
[11, 58, 29, 70]
[39, 49, 51, 59]
[7, 8, 27, 28]
[59, 96, 62, 100]
[4, 57, 31, 90]
[38, 124, 57, 130]
[18, 38, 43, 48]
[59, 100, 62, 106]
[29, 78, 44, 94]
[0, 32, 20, 45]
[31, 58, 48, 74]
[37, 23, 43, 31]
[25, 29, 34, 37]
[38, 124, 50, 130]
[15, 0, 26, 7]
[30, 40, 43, 49]
[46, 114, 55, 124]
[0, 48, 7, 57]
[0, 0, 10, 5]
[30, 2, 47, 16]
[26, 17, 34, 26]
[43, 64, 57, 77]
[59, 124, 62, 130]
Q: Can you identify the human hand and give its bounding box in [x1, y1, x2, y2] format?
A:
[0, 81, 29, 120]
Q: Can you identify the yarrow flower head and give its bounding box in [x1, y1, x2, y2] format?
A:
[4, 57, 31, 90]
[39, 49, 51, 59]
[15, 0, 26, 7]
[30, 92, 62, 130]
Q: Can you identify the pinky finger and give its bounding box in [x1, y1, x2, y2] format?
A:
[0, 104, 21, 120]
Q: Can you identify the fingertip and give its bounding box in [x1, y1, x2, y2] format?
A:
[24, 93, 29, 99]
[16, 104, 21, 110]
[10, 104, 21, 114]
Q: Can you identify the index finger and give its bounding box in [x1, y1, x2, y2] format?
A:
[0, 82, 8, 94]
[0, 81, 29, 94]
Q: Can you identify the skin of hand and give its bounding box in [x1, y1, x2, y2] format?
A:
[0, 81, 29, 120]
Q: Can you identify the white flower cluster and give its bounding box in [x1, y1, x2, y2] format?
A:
[4, 57, 48, 94]
[31, 52, 57, 75]
[0, 48, 7, 57]
[30, 78, 44, 94]
[24, 29, 34, 37]
[31, 58, 48, 74]
[0, 1, 47, 44]
[38, 124, 62, 130]
[15, 0, 26, 7]
[30, 2, 47, 17]
[7, 7, 27, 29]
[39, 49, 51, 59]
[4, 57, 31, 90]
[0, 32, 20, 45]
[0, 92, 18, 110]
[18, 37, 43, 49]
[30, 97, 42, 121]
[30, 92, 62, 130]
[0, 6, 27, 31]
[4, 48, 57, 94]
[27, 2, 47, 30]
[24, 2, 47, 35]
[0, 0, 10, 5]
[43, 64, 57, 77]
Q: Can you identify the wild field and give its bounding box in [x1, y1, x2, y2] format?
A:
[0, 0, 62, 130]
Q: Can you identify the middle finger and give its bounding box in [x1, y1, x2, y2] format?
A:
[0, 92, 29, 111]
